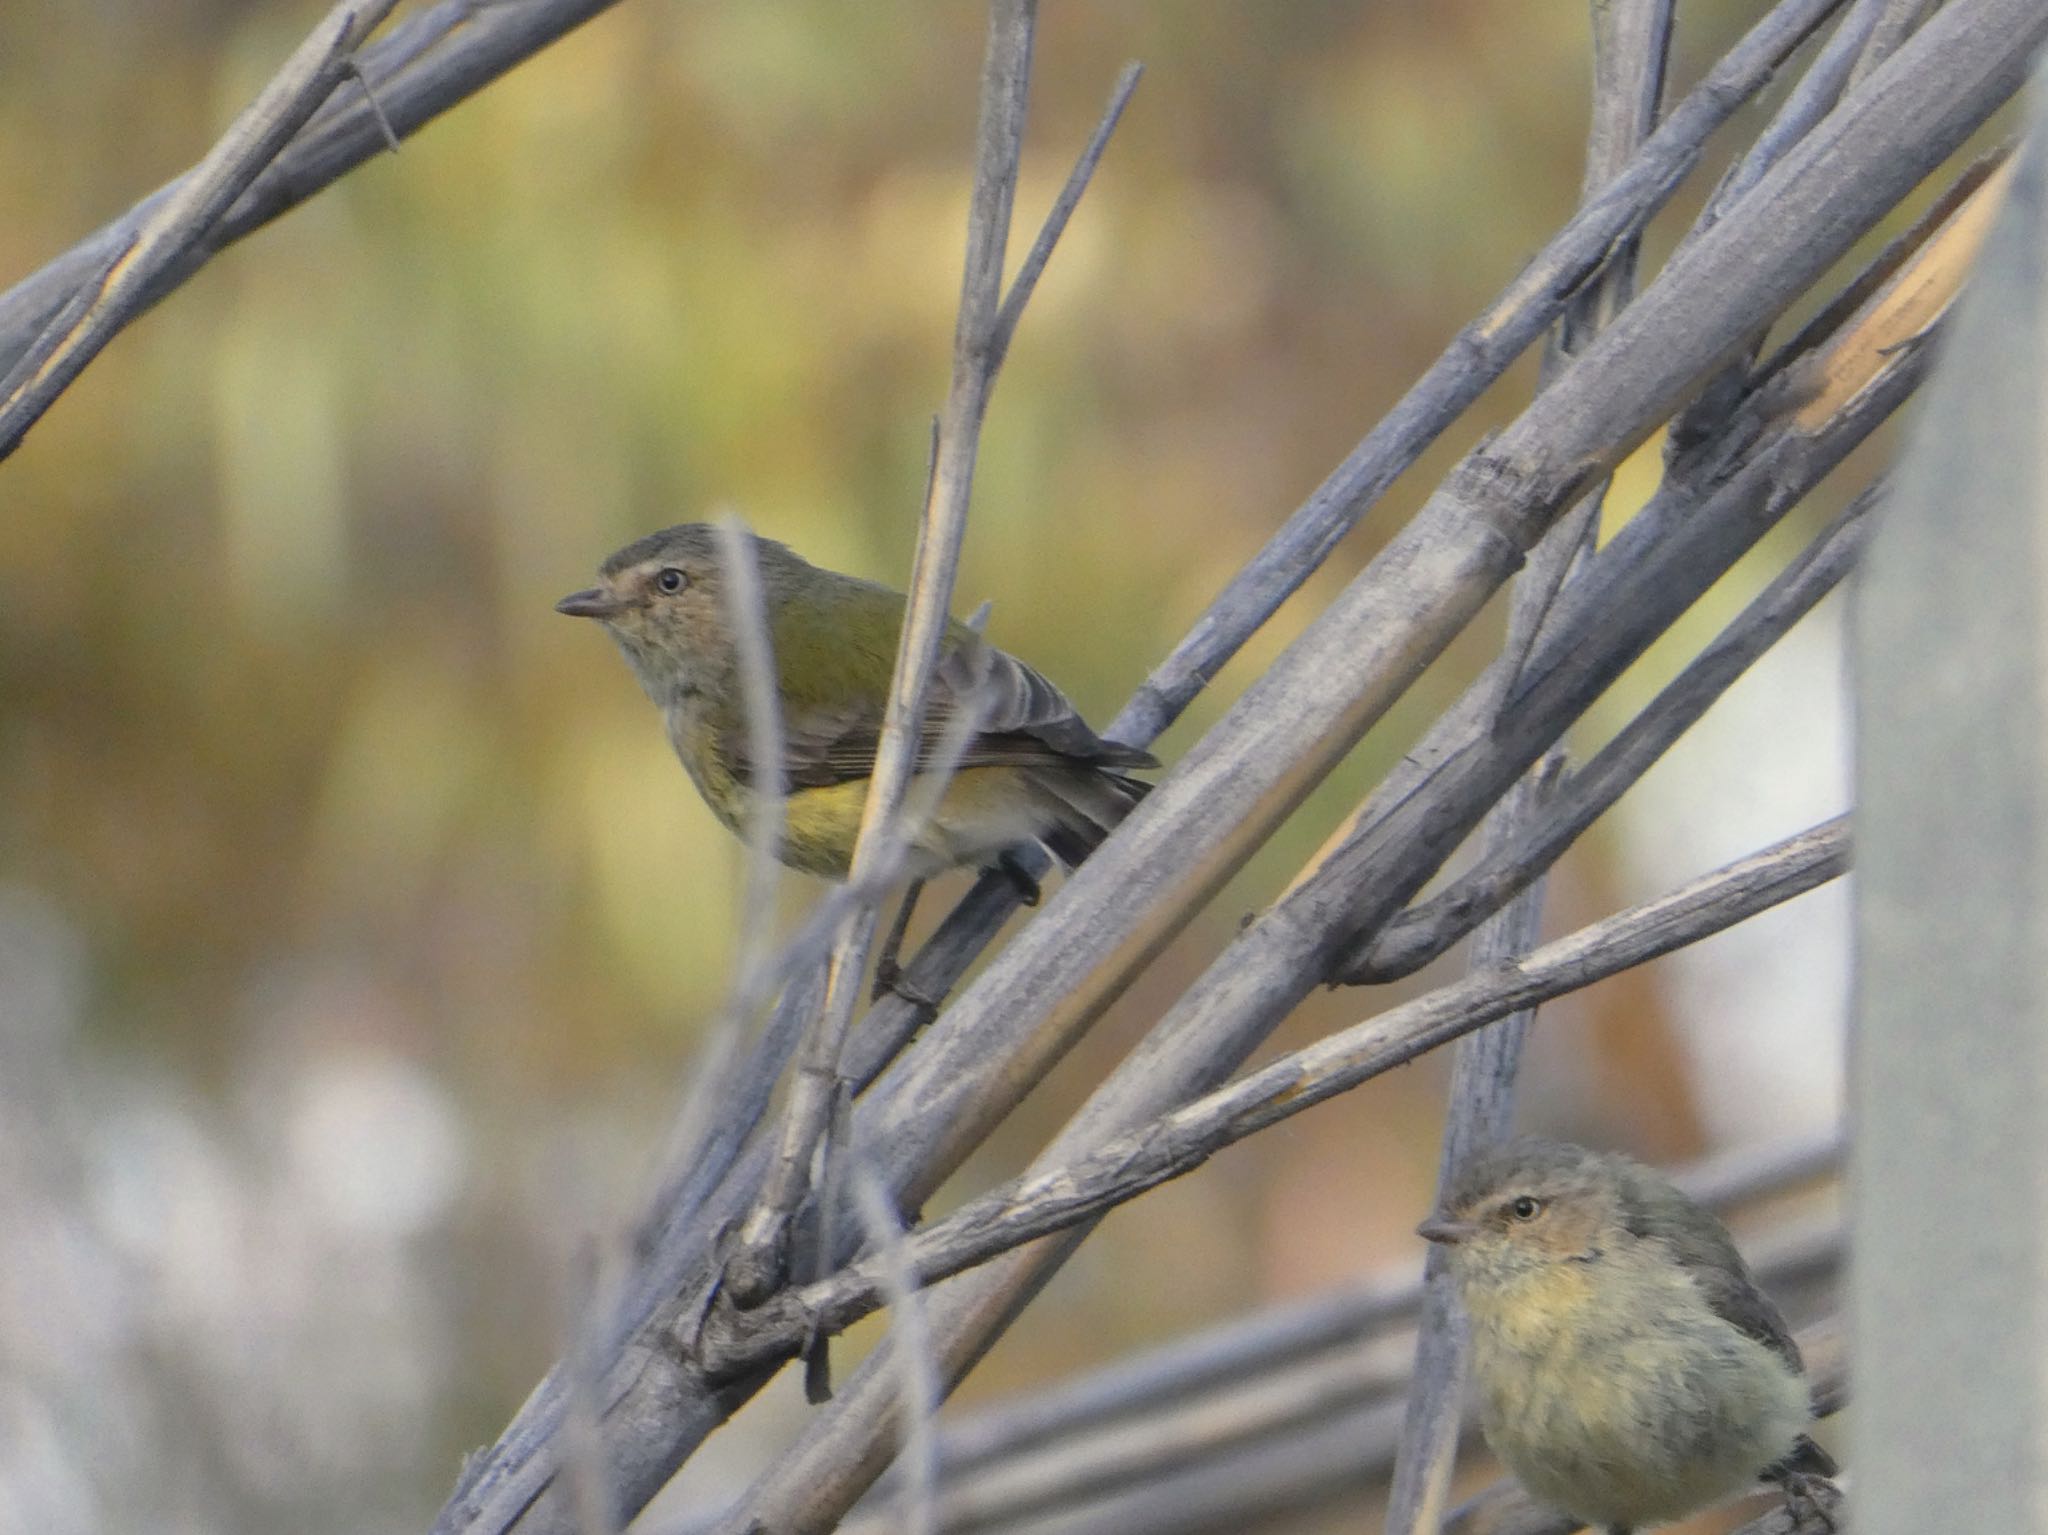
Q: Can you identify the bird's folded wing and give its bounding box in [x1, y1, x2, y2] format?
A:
[735, 631, 1156, 789]
[1635, 1199, 1807, 1373]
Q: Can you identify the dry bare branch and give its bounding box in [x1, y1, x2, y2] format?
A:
[0, 1, 400, 459]
[713, 517, 790, 1018]
[433, 6, 2040, 1530]
[0, 1, 641, 375]
[725, 0, 1136, 1313]
[1115, 0, 1846, 747]
[989, 61, 1144, 376]
[1344, 480, 1874, 984]
[1851, 0, 1941, 83]
[615, 521, 794, 1305]
[1663, 0, 1895, 458]
[848, 1160, 941, 1535]
[690, 819, 1850, 1383]
[1385, 4, 1673, 1525]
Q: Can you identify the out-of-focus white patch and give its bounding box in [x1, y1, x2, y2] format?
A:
[89, 1094, 240, 1322]
[0, 1382, 99, 1535]
[284, 1051, 467, 1239]
[0, 885, 86, 1054]
[1610, 597, 1849, 1143]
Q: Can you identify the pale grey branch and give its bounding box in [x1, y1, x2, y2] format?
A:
[0, 1, 400, 458]
[1345, 481, 1875, 985]
[0, 1, 627, 374]
[1385, 3, 1673, 1525]
[724, 0, 1043, 1311]
[988, 61, 1144, 378]
[689, 819, 1849, 1380]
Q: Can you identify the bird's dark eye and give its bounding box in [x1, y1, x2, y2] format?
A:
[655, 567, 688, 594]
[1510, 1195, 1543, 1221]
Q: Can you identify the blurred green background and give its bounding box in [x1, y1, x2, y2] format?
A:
[0, 4, 1859, 1532]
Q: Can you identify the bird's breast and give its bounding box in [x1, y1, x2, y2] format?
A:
[1466, 1268, 1810, 1528]
[663, 708, 750, 831]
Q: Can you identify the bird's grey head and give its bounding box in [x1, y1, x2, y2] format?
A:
[554, 523, 808, 701]
[1417, 1137, 1635, 1285]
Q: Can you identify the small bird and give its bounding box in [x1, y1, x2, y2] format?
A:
[1418, 1137, 1838, 1534]
[556, 524, 1156, 884]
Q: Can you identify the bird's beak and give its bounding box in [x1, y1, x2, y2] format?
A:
[556, 586, 627, 620]
[1417, 1215, 1481, 1246]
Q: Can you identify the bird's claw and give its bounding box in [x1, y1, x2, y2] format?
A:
[1774, 1470, 1843, 1532]
[871, 955, 941, 1010]
[996, 851, 1041, 906]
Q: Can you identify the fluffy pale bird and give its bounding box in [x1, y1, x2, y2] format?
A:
[1419, 1137, 1838, 1534]
[556, 524, 1155, 883]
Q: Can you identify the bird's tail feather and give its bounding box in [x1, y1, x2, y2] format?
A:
[1774, 1433, 1838, 1480]
[1032, 768, 1151, 868]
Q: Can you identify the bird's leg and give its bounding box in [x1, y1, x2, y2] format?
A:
[799, 1080, 854, 1403]
[870, 878, 931, 1004]
[995, 849, 1042, 906]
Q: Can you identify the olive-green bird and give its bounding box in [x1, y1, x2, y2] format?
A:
[556, 524, 1156, 882]
[1419, 1137, 1839, 1535]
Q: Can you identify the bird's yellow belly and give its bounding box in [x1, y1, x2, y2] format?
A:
[1470, 1284, 1809, 1528]
[780, 770, 1051, 878]
[681, 740, 1045, 881]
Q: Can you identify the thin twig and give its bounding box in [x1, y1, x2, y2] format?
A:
[850, 1158, 942, 1535]
[561, 1240, 621, 1535]
[987, 61, 1144, 376]
[869, 422, 946, 1006]
[723, 0, 1042, 1309]
[1386, 4, 1672, 1527]
[692, 819, 1851, 1379]
[714, 516, 790, 1016]
[343, 57, 404, 154]
[0, 1, 399, 458]
[614, 521, 795, 1330]
[804, 662, 1008, 1332]
[0, 1, 618, 372]
[1687, 0, 1891, 249]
